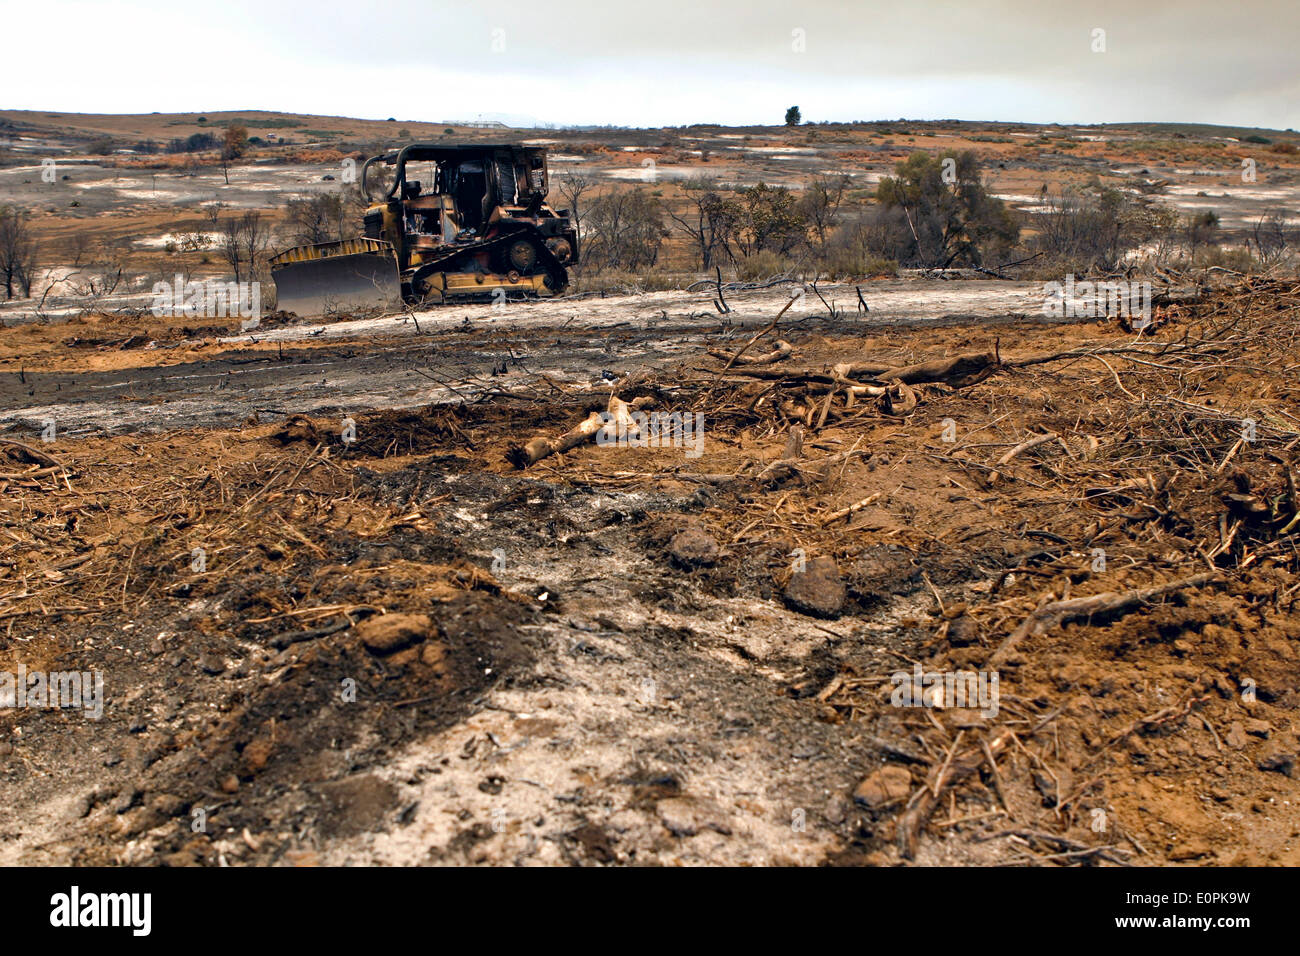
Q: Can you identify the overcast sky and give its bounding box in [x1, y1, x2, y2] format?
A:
[5, 0, 1297, 129]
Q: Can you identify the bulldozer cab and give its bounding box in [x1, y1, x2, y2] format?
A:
[448, 160, 489, 230]
[358, 144, 554, 260]
[363, 144, 549, 218]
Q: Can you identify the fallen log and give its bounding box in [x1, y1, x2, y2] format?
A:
[821, 491, 883, 525]
[807, 381, 885, 396]
[707, 339, 792, 366]
[988, 431, 1057, 484]
[987, 572, 1221, 667]
[757, 425, 805, 481]
[711, 296, 797, 381]
[720, 350, 1000, 389]
[0, 438, 68, 470]
[870, 351, 999, 388]
[719, 367, 837, 382]
[506, 395, 654, 469]
[0, 465, 68, 482]
[882, 381, 918, 416]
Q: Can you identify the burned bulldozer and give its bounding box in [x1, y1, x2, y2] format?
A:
[271, 144, 578, 316]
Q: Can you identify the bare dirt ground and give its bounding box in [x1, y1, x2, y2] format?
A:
[3, 275, 1299, 867]
[0, 280, 1044, 433]
[3, 111, 1300, 867]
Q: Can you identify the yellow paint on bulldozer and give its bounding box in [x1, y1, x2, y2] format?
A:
[422, 271, 551, 298]
[269, 237, 402, 318]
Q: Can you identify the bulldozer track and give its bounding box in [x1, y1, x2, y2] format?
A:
[408, 226, 569, 304]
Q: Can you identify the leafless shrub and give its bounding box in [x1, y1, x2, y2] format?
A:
[583, 187, 667, 271]
[220, 211, 272, 284]
[1250, 209, 1292, 266]
[1032, 185, 1179, 272]
[556, 173, 591, 253]
[0, 205, 39, 299]
[667, 179, 742, 270]
[283, 188, 365, 246]
[798, 174, 851, 250]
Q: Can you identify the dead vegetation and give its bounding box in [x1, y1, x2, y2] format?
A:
[2, 275, 1300, 865]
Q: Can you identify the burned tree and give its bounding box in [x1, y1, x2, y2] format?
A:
[667, 179, 741, 270]
[1250, 209, 1292, 265]
[557, 172, 592, 255]
[0, 206, 39, 299]
[220, 125, 249, 186]
[283, 189, 365, 246]
[798, 174, 851, 251]
[584, 187, 667, 271]
[220, 211, 271, 285]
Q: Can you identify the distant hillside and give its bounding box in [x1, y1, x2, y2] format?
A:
[2, 110, 1297, 153]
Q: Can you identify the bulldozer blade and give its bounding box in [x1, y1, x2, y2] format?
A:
[272, 248, 402, 319]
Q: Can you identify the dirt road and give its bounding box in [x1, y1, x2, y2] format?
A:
[2, 280, 1044, 435]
